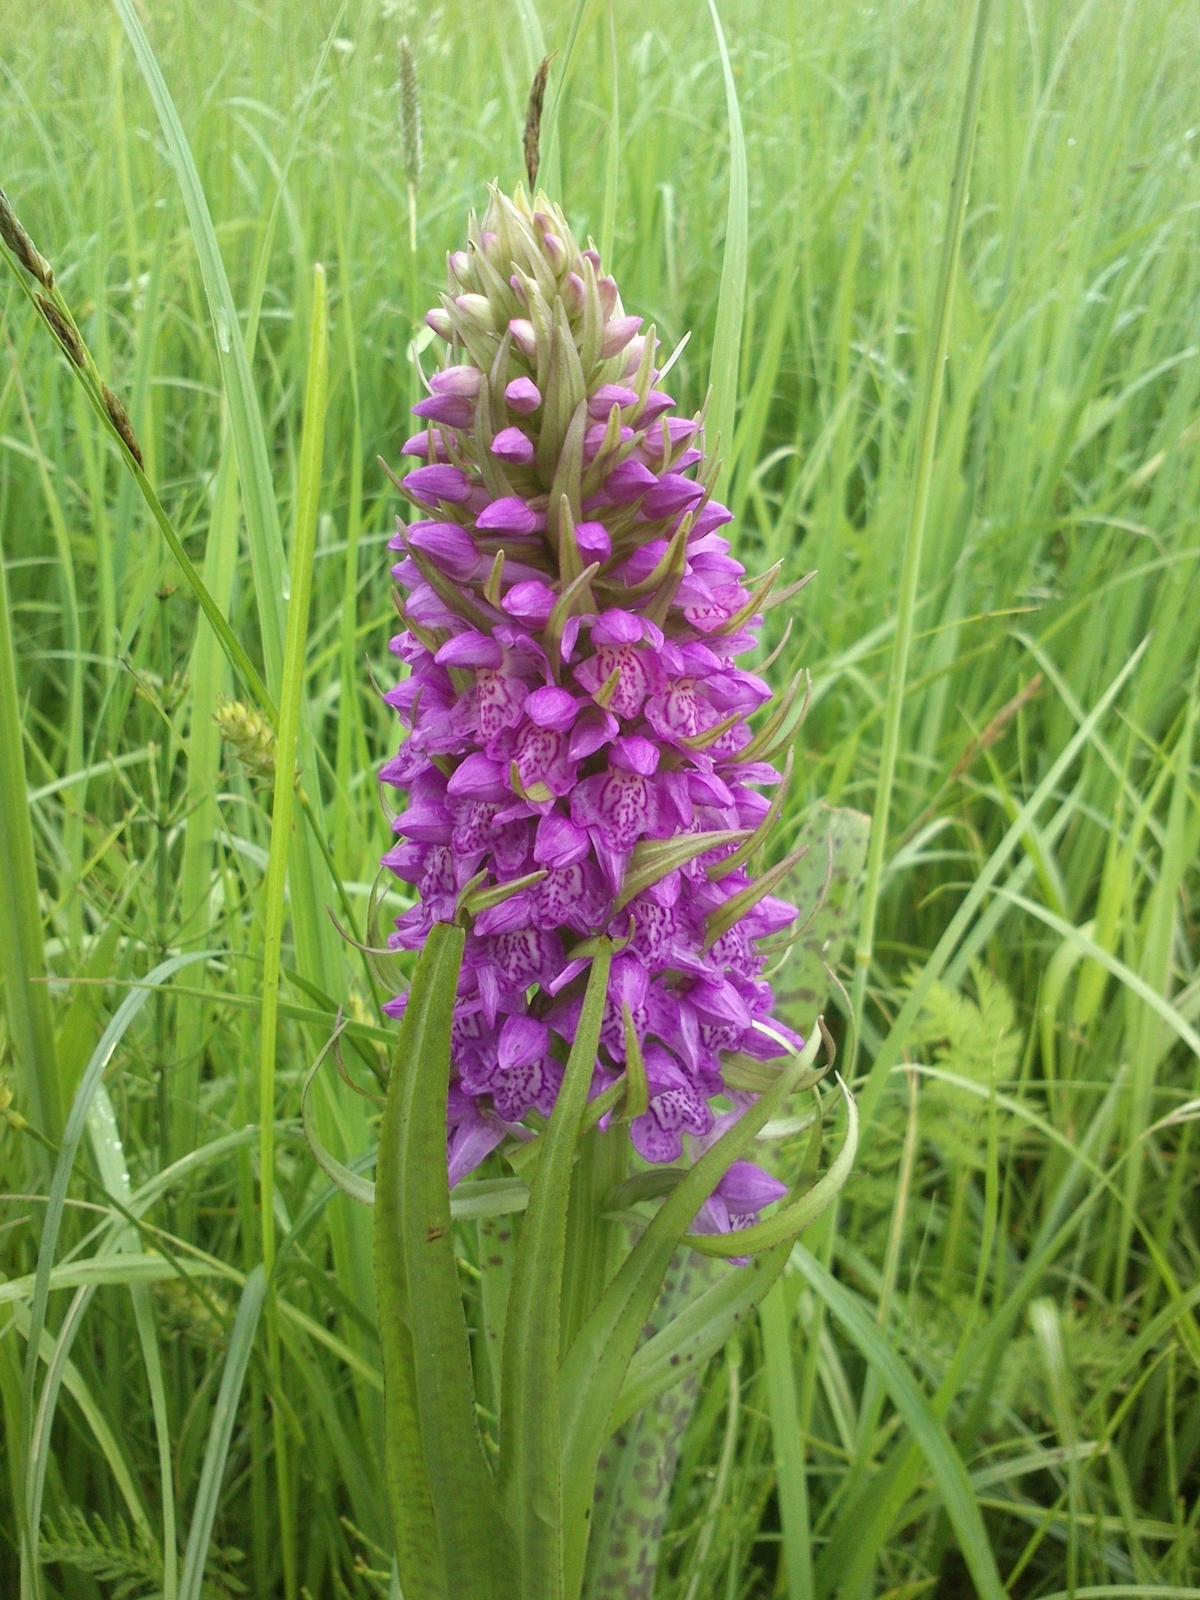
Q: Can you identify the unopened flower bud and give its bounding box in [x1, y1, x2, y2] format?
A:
[505, 376, 541, 413]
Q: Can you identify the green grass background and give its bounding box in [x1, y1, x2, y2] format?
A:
[1, 0, 1198, 1594]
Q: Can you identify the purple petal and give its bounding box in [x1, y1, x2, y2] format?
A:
[641, 472, 704, 518]
[638, 390, 675, 425]
[447, 1107, 506, 1188]
[435, 631, 503, 669]
[534, 812, 591, 868]
[497, 1013, 550, 1073]
[524, 686, 579, 731]
[690, 501, 735, 538]
[611, 735, 659, 776]
[602, 459, 658, 505]
[591, 608, 646, 646]
[568, 704, 619, 760]
[716, 1159, 789, 1211]
[446, 753, 509, 800]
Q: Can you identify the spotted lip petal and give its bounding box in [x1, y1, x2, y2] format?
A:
[383, 186, 802, 1187]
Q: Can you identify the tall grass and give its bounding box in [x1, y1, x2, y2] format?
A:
[0, 0, 1197, 1595]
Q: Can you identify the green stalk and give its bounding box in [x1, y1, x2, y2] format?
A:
[257, 262, 328, 1600]
[0, 522, 61, 1162]
[849, 0, 994, 1061]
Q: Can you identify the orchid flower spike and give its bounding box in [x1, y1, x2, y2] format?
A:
[382, 184, 802, 1233]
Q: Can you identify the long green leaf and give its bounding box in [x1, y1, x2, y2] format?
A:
[499, 940, 612, 1600]
[611, 1242, 790, 1432]
[177, 1267, 266, 1600]
[789, 1247, 1006, 1600]
[558, 1025, 825, 1599]
[374, 921, 515, 1599]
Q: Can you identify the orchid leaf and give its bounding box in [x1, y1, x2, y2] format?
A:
[610, 1241, 790, 1430]
[375, 921, 517, 1600]
[558, 1023, 825, 1598]
[499, 940, 613, 1600]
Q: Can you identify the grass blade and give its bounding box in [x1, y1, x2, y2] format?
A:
[176, 1267, 266, 1600]
[761, 1278, 811, 1600]
[704, 0, 747, 506]
[19, 949, 212, 1600]
[850, 0, 994, 1053]
[789, 1246, 1006, 1600]
[110, 0, 287, 688]
[0, 516, 61, 1158]
[856, 636, 1149, 1137]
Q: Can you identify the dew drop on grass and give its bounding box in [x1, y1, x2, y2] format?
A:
[216, 305, 231, 353]
[282, 569, 291, 602]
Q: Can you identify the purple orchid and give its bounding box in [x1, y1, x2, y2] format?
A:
[381, 186, 805, 1233]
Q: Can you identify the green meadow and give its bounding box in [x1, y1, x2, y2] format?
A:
[1, 0, 1198, 1593]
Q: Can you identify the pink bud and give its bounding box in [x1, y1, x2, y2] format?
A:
[430, 365, 483, 398]
[426, 307, 453, 340]
[449, 250, 471, 284]
[588, 385, 639, 419]
[597, 275, 619, 318]
[456, 293, 496, 330]
[601, 316, 643, 358]
[501, 580, 556, 626]
[403, 465, 473, 506]
[541, 231, 566, 272]
[413, 393, 473, 428]
[574, 521, 612, 562]
[476, 496, 542, 536]
[505, 376, 542, 414]
[509, 318, 537, 359]
[561, 272, 585, 317]
[491, 426, 535, 466]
